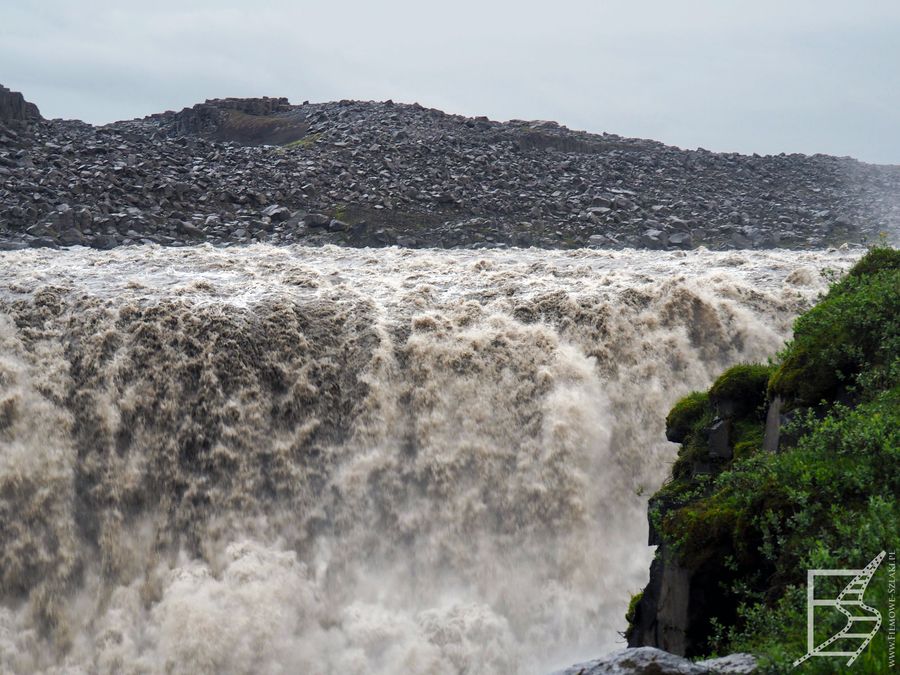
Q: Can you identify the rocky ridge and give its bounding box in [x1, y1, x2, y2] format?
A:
[1, 86, 899, 250]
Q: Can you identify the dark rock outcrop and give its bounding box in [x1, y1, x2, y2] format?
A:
[0, 85, 41, 124]
[762, 396, 783, 453]
[150, 96, 307, 145]
[628, 543, 692, 655]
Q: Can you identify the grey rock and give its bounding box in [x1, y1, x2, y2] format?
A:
[640, 229, 667, 249]
[28, 236, 58, 248]
[262, 204, 291, 222]
[696, 653, 758, 674]
[58, 227, 84, 245]
[89, 235, 119, 250]
[0, 85, 41, 123]
[613, 195, 633, 210]
[628, 538, 692, 656]
[731, 232, 752, 248]
[75, 208, 93, 229]
[762, 396, 783, 453]
[177, 221, 204, 237]
[707, 419, 732, 459]
[667, 232, 692, 249]
[551, 648, 757, 675]
[26, 222, 56, 238]
[304, 213, 331, 228]
[0, 240, 28, 250]
[550, 647, 708, 675]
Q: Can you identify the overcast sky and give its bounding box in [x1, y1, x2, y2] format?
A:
[2, 1, 899, 164]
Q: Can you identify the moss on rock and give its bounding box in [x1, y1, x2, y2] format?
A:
[665, 391, 710, 444]
[708, 363, 772, 418]
[624, 590, 643, 641]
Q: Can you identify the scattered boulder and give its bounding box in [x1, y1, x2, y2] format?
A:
[262, 204, 291, 222]
[58, 227, 84, 246]
[696, 654, 758, 674]
[550, 647, 757, 674]
[303, 213, 331, 228]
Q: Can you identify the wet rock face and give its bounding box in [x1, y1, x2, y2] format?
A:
[0, 85, 41, 124]
[628, 544, 693, 655]
[1, 85, 899, 250]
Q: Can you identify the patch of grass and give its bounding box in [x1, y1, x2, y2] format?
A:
[332, 204, 349, 223]
[284, 132, 322, 149]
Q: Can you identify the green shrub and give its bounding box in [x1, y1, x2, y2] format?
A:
[624, 590, 643, 641]
[847, 245, 900, 278]
[670, 415, 717, 481]
[731, 419, 764, 460]
[768, 259, 899, 407]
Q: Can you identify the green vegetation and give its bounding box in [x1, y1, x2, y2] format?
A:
[624, 590, 644, 640]
[846, 244, 900, 278]
[665, 391, 709, 443]
[769, 246, 900, 407]
[708, 363, 773, 417]
[731, 418, 764, 460]
[284, 132, 322, 149]
[640, 246, 900, 672]
[332, 203, 349, 223]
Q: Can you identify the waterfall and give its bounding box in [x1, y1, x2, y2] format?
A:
[0, 244, 853, 674]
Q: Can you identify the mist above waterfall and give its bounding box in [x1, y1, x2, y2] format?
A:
[0, 244, 855, 674]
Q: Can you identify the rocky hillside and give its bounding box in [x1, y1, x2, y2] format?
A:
[1, 85, 899, 250]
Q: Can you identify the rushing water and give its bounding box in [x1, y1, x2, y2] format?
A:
[0, 244, 855, 674]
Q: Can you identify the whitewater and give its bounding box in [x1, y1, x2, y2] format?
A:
[0, 244, 856, 674]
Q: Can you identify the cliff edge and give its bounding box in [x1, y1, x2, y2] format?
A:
[627, 246, 900, 672]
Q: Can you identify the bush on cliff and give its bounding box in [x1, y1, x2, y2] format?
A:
[639, 246, 900, 673]
[768, 246, 900, 408]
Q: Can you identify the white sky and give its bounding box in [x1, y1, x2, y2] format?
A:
[2, 0, 899, 164]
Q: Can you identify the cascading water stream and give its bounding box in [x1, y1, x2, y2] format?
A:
[0, 244, 855, 674]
